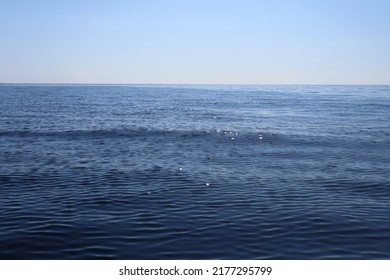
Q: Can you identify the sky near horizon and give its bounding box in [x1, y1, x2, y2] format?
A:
[1, 0, 389, 84]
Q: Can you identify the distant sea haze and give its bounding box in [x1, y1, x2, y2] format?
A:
[0, 84, 389, 259]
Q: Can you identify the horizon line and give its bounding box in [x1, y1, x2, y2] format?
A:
[1, 82, 390, 86]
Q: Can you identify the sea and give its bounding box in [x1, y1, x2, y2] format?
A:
[0, 84, 389, 259]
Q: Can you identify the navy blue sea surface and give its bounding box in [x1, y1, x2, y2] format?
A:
[0, 85, 389, 259]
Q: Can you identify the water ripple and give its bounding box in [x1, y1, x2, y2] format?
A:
[1, 85, 390, 259]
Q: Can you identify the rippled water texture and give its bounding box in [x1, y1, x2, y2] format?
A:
[0, 84, 389, 259]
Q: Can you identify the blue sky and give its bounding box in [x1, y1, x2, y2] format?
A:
[1, 0, 389, 84]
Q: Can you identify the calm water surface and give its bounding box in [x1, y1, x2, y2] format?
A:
[0, 84, 389, 259]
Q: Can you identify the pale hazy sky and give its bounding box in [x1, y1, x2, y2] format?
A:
[1, 0, 389, 84]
